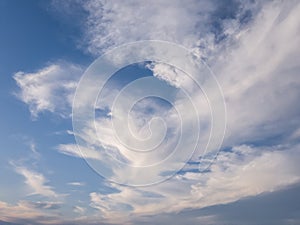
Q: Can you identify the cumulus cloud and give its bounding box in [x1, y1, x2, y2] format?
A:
[13, 62, 83, 118]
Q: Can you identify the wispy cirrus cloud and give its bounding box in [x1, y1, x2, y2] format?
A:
[215, 1, 300, 146]
[80, 0, 259, 58]
[13, 166, 59, 198]
[57, 144, 102, 160]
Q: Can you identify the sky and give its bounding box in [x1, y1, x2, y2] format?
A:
[0, 0, 300, 224]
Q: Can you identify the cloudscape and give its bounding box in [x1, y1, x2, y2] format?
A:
[1, 0, 300, 224]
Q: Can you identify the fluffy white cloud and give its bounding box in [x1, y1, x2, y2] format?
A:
[13, 62, 83, 118]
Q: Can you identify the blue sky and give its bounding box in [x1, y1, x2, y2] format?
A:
[1, 0, 300, 224]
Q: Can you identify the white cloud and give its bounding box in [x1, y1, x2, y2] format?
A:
[214, 0, 300, 146]
[81, 0, 214, 55]
[57, 144, 102, 160]
[74, 1, 300, 221]
[90, 144, 300, 220]
[68, 182, 85, 186]
[14, 166, 58, 198]
[0, 200, 97, 225]
[131, 0, 300, 150]
[53, 0, 300, 194]
[146, 62, 188, 88]
[0, 200, 51, 224]
[12, 0, 300, 223]
[64, 94, 192, 185]
[13, 62, 83, 118]
[29, 141, 40, 159]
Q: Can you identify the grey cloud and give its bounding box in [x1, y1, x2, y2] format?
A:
[21, 201, 62, 210]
